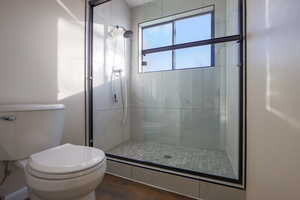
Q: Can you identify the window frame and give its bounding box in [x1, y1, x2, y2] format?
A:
[139, 6, 215, 73]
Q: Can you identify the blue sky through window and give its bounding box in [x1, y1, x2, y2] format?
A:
[143, 23, 172, 50]
[175, 45, 211, 69]
[143, 51, 172, 72]
[142, 12, 213, 72]
[175, 13, 212, 44]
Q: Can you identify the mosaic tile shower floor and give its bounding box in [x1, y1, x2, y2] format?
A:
[108, 141, 236, 179]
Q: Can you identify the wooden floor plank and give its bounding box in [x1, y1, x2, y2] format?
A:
[96, 174, 195, 200]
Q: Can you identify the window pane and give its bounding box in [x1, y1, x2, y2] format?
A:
[142, 51, 172, 72]
[175, 46, 212, 69]
[175, 13, 212, 44]
[142, 23, 172, 50]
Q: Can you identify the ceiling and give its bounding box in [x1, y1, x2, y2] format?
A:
[125, 0, 154, 8]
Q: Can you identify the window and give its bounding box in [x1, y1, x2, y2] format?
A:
[139, 8, 214, 73]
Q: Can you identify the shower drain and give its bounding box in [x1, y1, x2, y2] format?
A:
[163, 155, 172, 159]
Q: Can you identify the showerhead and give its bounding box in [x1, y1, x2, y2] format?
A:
[123, 30, 133, 38]
[115, 25, 133, 39]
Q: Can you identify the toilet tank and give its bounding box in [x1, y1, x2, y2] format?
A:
[0, 104, 65, 161]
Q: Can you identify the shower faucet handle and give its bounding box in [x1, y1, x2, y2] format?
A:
[0, 115, 16, 121]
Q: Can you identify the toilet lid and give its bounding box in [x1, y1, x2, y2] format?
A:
[28, 144, 105, 174]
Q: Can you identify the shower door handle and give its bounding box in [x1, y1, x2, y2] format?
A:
[0, 115, 16, 121]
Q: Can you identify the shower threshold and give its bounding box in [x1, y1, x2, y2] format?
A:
[107, 140, 236, 180]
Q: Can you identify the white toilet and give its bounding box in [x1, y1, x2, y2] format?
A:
[0, 104, 106, 200]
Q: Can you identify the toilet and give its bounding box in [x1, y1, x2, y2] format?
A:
[0, 104, 106, 200]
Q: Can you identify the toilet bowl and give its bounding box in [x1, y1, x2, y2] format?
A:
[25, 144, 106, 200]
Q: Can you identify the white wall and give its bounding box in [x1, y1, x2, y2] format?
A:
[247, 0, 300, 199]
[93, 0, 132, 151]
[0, 0, 85, 196]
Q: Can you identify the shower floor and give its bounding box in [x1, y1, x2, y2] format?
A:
[108, 141, 236, 179]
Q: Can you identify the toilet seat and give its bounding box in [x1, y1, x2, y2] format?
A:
[26, 143, 106, 180]
[27, 159, 106, 180]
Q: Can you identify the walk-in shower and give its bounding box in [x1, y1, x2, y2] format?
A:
[89, 0, 245, 188]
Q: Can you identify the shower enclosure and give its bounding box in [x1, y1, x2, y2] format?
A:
[88, 0, 245, 188]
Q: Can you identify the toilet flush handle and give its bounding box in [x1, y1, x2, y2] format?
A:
[0, 115, 16, 121]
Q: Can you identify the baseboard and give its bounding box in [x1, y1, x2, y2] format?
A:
[3, 187, 28, 200]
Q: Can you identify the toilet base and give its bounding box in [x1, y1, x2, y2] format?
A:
[30, 191, 96, 200]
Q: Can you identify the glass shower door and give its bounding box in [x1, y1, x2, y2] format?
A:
[90, 0, 245, 187]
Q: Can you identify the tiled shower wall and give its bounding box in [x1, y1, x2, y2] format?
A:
[130, 0, 229, 150]
[130, 70, 221, 149]
[93, 0, 131, 151]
